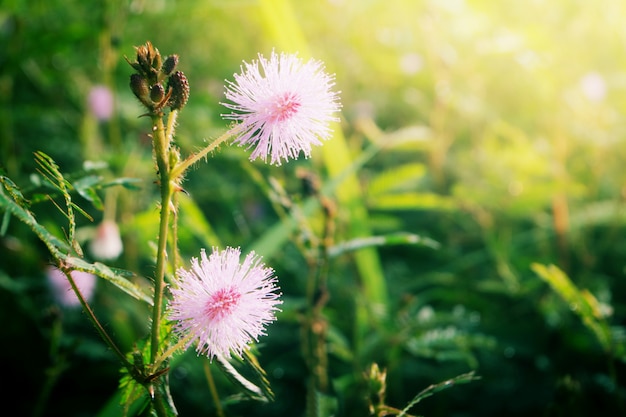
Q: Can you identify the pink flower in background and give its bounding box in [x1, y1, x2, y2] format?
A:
[222, 51, 341, 165]
[168, 247, 282, 360]
[88, 85, 114, 120]
[89, 220, 123, 260]
[579, 72, 607, 103]
[47, 266, 97, 307]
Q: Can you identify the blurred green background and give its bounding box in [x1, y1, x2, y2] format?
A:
[2, 0, 626, 416]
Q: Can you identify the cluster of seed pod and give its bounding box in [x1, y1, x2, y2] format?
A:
[128, 41, 189, 112]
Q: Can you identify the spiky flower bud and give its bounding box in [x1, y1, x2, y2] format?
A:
[167, 71, 189, 110]
[161, 55, 179, 78]
[135, 45, 150, 73]
[134, 41, 161, 82]
[127, 42, 188, 113]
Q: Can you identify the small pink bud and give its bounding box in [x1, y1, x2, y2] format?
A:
[89, 220, 123, 260]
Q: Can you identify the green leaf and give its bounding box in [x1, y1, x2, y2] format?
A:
[397, 371, 481, 417]
[367, 163, 427, 197]
[0, 182, 152, 305]
[405, 327, 496, 368]
[242, 349, 275, 401]
[1, 210, 10, 236]
[214, 350, 274, 402]
[33, 151, 83, 247]
[531, 263, 614, 353]
[73, 175, 105, 210]
[64, 256, 153, 305]
[102, 177, 143, 190]
[0, 172, 30, 208]
[0, 182, 72, 253]
[178, 193, 222, 248]
[308, 389, 338, 417]
[328, 232, 440, 257]
[368, 192, 456, 211]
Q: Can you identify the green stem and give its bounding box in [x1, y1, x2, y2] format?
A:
[170, 191, 180, 276]
[303, 191, 334, 417]
[151, 114, 172, 364]
[203, 360, 226, 417]
[166, 109, 179, 145]
[63, 268, 133, 369]
[152, 333, 193, 372]
[169, 125, 240, 179]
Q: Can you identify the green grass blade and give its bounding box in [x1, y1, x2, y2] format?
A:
[398, 371, 481, 417]
[329, 232, 440, 258]
[532, 263, 612, 352]
[254, 0, 388, 309]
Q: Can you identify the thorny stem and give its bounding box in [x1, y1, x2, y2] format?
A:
[144, 94, 243, 415]
[150, 118, 239, 363]
[169, 124, 241, 179]
[166, 109, 179, 145]
[151, 113, 172, 365]
[144, 83, 242, 415]
[152, 333, 193, 372]
[170, 192, 180, 274]
[148, 110, 182, 417]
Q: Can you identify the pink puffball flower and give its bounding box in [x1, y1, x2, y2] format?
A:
[168, 247, 282, 360]
[89, 220, 123, 261]
[88, 85, 114, 121]
[222, 51, 341, 165]
[47, 266, 97, 308]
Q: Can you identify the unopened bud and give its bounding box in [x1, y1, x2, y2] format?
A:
[161, 55, 179, 78]
[130, 73, 151, 107]
[89, 220, 123, 260]
[135, 41, 161, 81]
[150, 84, 165, 104]
[152, 52, 162, 72]
[167, 71, 189, 110]
[365, 363, 387, 403]
[135, 44, 151, 73]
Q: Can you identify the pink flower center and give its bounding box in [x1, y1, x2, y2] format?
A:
[268, 92, 301, 122]
[204, 286, 241, 322]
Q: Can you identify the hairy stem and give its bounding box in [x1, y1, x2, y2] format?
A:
[151, 114, 172, 364]
[63, 268, 133, 369]
[170, 125, 241, 179]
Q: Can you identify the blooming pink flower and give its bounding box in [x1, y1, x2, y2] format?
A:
[222, 51, 341, 165]
[89, 220, 123, 260]
[168, 247, 282, 359]
[47, 266, 97, 307]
